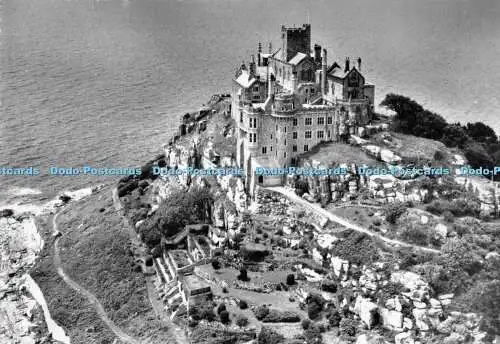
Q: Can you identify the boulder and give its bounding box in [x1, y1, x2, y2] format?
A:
[380, 307, 403, 329]
[353, 295, 379, 328]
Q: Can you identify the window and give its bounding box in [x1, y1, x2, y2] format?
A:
[276, 125, 278, 131]
[284, 139, 287, 145]
[270, 146, 273, 151]
[327, 130, 331, 138]
[284, 152, 287, 158]
[304, 145, 309, 152]
[249, 117, 252, 128]
[293, 118, 298, 126]
[249, 133, 257, 143]
[253, 95, 260, 100]
[249, 134, 252, 143]
[253, 118, 257, 128]
[317, 130, 324, 139]
[292, 132, 298, 139]
[311, 89, 315, 94]
[305, 89, 309, 94]
[253, 86, 259, 92]
[305, 118, 312, 126]
[317, 117, 325, 125]
[262, 146, 267, 154]
[327, 116, 333, 125]
[270, 134, 273, 139]
[305, 130, 312, 139]
[292, 145, 297, 152]
[284, 127, 287, 133]
[240, 112, 243, 123]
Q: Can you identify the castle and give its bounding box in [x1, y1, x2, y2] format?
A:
[231, 24, 375, 194]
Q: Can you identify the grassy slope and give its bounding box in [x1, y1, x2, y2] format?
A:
[31, 216, 116, 344]
[34, 186, 174, 343]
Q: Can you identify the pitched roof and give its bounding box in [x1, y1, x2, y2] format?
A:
[288, 52, 308, 65]
[234, 70, 257, 88]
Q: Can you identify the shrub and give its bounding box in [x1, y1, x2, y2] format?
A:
[327, 310, 341, 327]
[286, 274, 295, 286]
[237, 268, 249, 281]
[306, 294, 325, 320]
[254, 305, 270, 320]
[211, 260, 221, 270]
[236, 315, 249, 327]
[220, 310, 230, 324]
[258, 327, 284, 344]
[238, 299, 248, 309]
[217, 303, 227, 315]
[433, 150, 446, 161]
[339, 318, 358, 337]
[384, 202, 407, 224]
[301, 319, 311, 329]
[321, 280, 337, 293]
[262, 310, 300, 323]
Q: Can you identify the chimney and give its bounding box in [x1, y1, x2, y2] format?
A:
[268, 69, 273, 99]
[321, 48, 327, 99]
[291, 72, 297, 92]
[268, 42, 272, 54]
[344, 57, 350, 73]
[249, 55, 256, 75]
[258, 42, 262, 66]
[313, 44, 322, 63]
[357, 57, 362, 71]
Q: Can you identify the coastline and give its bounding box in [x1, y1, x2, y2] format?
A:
[0, 185, 103, 343]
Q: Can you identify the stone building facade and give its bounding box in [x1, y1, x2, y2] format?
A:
[232, 24, 375, 194]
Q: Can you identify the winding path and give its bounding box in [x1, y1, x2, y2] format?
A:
[112, 188, 188, 344]
[52, 211, 141, 344]
[265, 186, 440, 254]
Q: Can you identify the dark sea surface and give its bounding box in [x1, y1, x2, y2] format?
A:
[1, 0, 500, 206]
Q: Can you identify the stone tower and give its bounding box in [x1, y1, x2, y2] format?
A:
[281, 24, 311, 62]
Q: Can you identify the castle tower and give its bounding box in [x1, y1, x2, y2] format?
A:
[281, 24, 311, 62]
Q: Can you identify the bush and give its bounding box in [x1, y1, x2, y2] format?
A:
[339, 318, 358, 337]
[306, 294, 325, 320]
[217, 303, 227, 315]
[301, 319, 311, 330]
[321, 280, 337, 293]
[327, 310, 341, 327]
[211, 259, 221, 270]
[239, 300, 248, 309]
[220, 310, 230, 324]
[433, 150, 446, 161]
[384, 202, 406, 224]
[254, 305, 270, 320]
[262, 310, 300, 323]
[237, 268, 249, 281]
[286, 274, 295, 286]
[258, 327, 284, 344]
[236, 315, 249, 327]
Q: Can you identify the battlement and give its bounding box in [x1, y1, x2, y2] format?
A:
[281, 24, 311, 62]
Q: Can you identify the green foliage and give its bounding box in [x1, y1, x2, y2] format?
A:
[219, 310, 230, 324]
[236, 315, 249, 327]
[286, 274, 295, 285]
[217, 303, 226, 315]
[339, 318, 358, 337]
[301, 319, 311, 329]
[237, 268, 249, 281]
[258, 327, 284, 344]
[326, 309, 341, 327]
[330, 230, 380, 265]
[254, 305, 270, 320]
[306, 294, 325, 320]
[384, 202, 407, 224]
[465, 122, 498, 145]
[238, 299, 248, 309]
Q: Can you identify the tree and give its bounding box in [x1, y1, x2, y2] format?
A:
[286, 274, 295, 286]
[237, 268, 249, 281]
[258, 327, 284, 344]
[220, 310, 230, 324]
[306, 294, 325, 320]
[465, 122, 498, 145]
[239, 300, 248, 309]
[236, 315, 249, 327]
[217, 303, 227, 315]
[442, 124, 470, 148]
[211, 260, 221, 270]
[327, 309, 341, 327]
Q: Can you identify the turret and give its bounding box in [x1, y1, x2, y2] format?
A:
[344, 57, 350, 73]
[313, 44, 322, 63]
[321, 48, 327, 98]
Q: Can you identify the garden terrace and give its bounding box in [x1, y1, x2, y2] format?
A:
[169, 250, 192, 270]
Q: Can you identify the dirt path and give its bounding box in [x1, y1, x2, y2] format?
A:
[52, 211, 141, 344]
[266, 186, 440, 254]
[112, 188, 189, 344]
